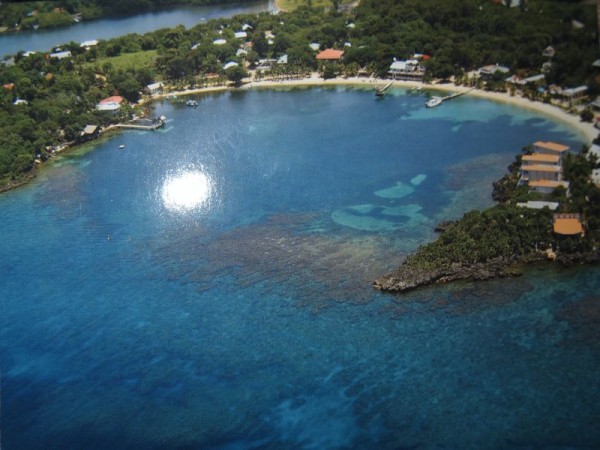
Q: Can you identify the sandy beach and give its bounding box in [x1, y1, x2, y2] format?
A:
[147, 73, 597, 144]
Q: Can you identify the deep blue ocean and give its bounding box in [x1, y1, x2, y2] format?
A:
[1, 87, 598, 449]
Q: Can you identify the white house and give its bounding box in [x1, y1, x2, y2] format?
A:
[145, 82, 163, 95]
[234, 31, 247, 39]
[213, 39, 227, 45]
[223, 61, 239, 70]
[389, 59, 425, 80]
[80, 39, 98, 49]
[506, 74, 545, 86]
[559, 85, 588, 107]
[49, 50, 72, 59]
[478, 64, 510, 78]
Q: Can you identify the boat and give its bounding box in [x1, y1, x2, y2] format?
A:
[119, 144, 125, 149]
[426, 97, 443, 108]
[186, 100, 198, 107]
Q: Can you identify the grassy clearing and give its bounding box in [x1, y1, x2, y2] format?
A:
[86, 50, 158, 71]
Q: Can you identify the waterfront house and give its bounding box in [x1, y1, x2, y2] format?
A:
[388, 59, 425, 80]
[145, 82, 163, 95]
[256, 58, 277, 71]
[532, 141, 570, 161]
[528, 179, 570, 194]
[521, 153, 560, 167]
[516, 201, 559, 211]
[79, 125, 99, 142]
[553, 213, 584, 236]
[506, 74, 545, 87]
[520, 164, 561, 183]
[478, 64, 510, 79]
[49, 50, 72, 60]
[96, 95, 124, 114]
[80, 40, 98, 49]
[316, 49, 344, 61]
[558, 85, 588, 108]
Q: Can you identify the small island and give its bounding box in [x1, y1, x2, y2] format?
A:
[374, 140, 600, 293]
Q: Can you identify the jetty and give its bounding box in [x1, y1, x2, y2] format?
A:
[425, 86, 476, 107]
[375, 81, 393, 96]
[115, 116, 166, 131]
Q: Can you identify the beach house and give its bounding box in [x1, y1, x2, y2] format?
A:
[532, 141, 570, 162]
[388, 59, 425, 80]
[96, 95, 124, 114]
[553, 213, 584, 236]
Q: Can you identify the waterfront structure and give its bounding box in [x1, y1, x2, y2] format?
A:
[388, 59, 425, 80]
[558, 85, 588, 108]
[553, 213, 584, 236]
[145, 82, 163, 95]
[49, 50, 72, 59]
[516, 201, 559, 210]
[521, 153, 560, 167]
[532, 141, 570, 161]
[96, 95, 124, 114]
[80, 40, 98, 49]
[79, 125, 99, 142]
[478, 64, 510, 79]
[518, 141, 572, 193]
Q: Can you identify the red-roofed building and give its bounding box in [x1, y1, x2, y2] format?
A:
[3, 83, 15, 90]
[316, 49, 344, 61]
[553, 213, 584, 236]
[99, 95, 124, 105]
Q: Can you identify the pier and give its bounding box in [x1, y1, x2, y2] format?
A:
[375, 81, 393, 96]
[115, 117, 165, 131]
[426, 86, 476, 107]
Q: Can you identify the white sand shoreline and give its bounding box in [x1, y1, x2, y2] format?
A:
[147, 74, 597, 144]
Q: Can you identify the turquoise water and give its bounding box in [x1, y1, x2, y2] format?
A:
[1, 87, 598, 449]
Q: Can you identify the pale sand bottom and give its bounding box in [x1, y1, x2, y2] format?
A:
[146, 74, 597, 144]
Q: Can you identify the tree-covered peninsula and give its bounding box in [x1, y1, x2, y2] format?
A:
[374, 147, 600, 293]
[0, 0, 597, 190]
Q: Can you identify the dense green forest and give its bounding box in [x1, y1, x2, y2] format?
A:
[0, 0, 261, 30]
[0, 0, 598, 188]
[387, 149, 600, 285]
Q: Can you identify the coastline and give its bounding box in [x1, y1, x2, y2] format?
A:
[2, 74, 595, 195]
[149, 74, 596, 144]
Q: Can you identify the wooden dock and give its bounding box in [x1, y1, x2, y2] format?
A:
[440, 86, 476, 103]
[425, 87, 476, 108]
[375, 81, 393, 96]
[115, 119, 165, 131]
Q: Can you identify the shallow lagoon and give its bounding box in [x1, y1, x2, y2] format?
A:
[1, 87, 598, 449]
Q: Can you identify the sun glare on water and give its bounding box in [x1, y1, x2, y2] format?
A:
[161, 170, 212, 212]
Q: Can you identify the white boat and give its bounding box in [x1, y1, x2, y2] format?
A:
[186, 100, 198, 107]
[119, 144, 125, 149]
[426, 97, 443, 108]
